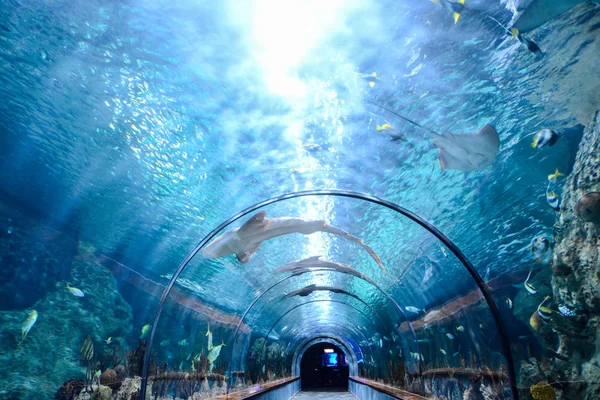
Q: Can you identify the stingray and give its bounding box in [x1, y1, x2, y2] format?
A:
[367, 101, 499, 172]
[511, 0, 589, 33]
[283, 284, 361, 300]
[202, 210, 387, 273]
[274, 256, 377, 285]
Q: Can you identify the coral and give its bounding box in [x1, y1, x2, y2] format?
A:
[54, 379, 84, 400]
[114, 365, 127, 383]
[574, 192, 600, 223]
[114, 377, 151, 400]
[126, 340, 147, 377]
[0, 243, 133, 399]
[93, 385, 112, 400]
[100, 368, 121, 390]
[530, 382, 556, 400]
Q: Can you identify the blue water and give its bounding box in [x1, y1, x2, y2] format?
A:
[0, 0, 599, 399]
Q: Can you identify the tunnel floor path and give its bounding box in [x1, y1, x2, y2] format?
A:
[292, 389, 357, 399]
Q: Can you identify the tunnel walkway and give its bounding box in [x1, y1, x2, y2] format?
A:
[292, 389, 357, 399]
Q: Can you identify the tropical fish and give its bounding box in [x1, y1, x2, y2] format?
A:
[456, 326, 465, 332]
[140, 324, 151, 339]
[422, 263, 434, 286]
[531, 129, 559, 148]
[405, 306, 425, 314]
[431, 0, 466, 24]
[206, 323, 213, 351]
[510, 0, 588, 34]
[440, 246, 449, 259]
[485, 13, 541, 55]
[530, 310, 542, 331]
[202, 210, 387, 273]
[410, 352, 424, 361]
[383, 336, 391, 341]
[105, 337, 112, 345]
[302, 143, 321, 153]
[80, 335, 94, 361]
[548, 168, 565, 182]
[19, 310, 38, 346]
[367, 101, 500, 172]
[484, 266, 490, 282]
[414, 338, 431, 343]
[376, 124, 407, 142]
[453, 351, 460, 357]
[446, 333, 455, 340]
[93, 370, 101, 381]
[524, 269, 537, 295]
[531, 236, 550, 264]
[65, 283, 84, 297]
[537, 296, 553, 321]
[207, 340, 226, 372]
[440, 348, 447, 356]
[274, 256, 376, 285]
[379, 339, 383, 348]
[510, 28, 542, 55]
[354, 71, 379, 87]
[479, 324, 483, 329]
[160, 339, 170, 347]
[178, 339, 189, 346]
[546, 187, 560, 211]
[505, 297, 513, 310]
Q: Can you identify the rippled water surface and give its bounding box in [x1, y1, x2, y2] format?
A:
[0, 0, 599, 398]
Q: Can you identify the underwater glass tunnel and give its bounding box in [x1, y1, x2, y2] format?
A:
[1, 0, 600, 400]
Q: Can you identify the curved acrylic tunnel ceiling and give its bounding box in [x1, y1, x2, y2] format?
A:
[140, 190, 517, 399]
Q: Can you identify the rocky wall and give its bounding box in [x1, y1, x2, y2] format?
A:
[520, 109, 600, 400]
[0, 243, 133, 399]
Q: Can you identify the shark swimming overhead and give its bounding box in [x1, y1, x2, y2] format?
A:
[202, 211, 387, 273]
[283, 284, 361, 300]
[274, 256, 377, 285]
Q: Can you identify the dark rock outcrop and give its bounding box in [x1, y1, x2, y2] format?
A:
[536, 110, 600, 400]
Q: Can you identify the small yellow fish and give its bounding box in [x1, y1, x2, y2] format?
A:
[355, 71, 379, 87]
[66, 283, 84, 297]
[366, 72, 377, 87]
[19, 310, 38, 346]
[548, 168, 565, 182]
[440, 348, 447, 355]
[376, 123, 394, 131]
[105, 337, 112, 345]
[440, 246, 449, 259]
[140, 324, 151, 339]
[456, 325, 465, 332]
[93, 369, 101, 380]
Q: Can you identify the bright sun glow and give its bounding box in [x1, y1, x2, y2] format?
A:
[251, 0, 343, 99]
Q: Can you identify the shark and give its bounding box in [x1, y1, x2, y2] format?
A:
[283, 284, 361, 300]
[274, 256, 377, 285]
[202, 210, 387, 273]
[510, 0, 590, 33]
